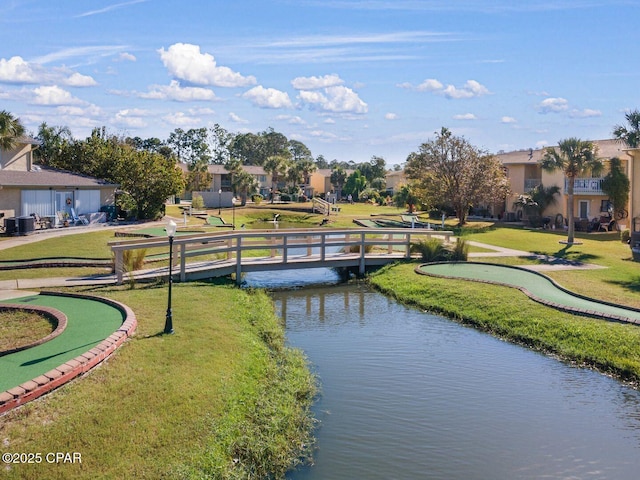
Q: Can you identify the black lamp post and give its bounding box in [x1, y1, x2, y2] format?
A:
[218, 189, 222, 215]
[164, 219, 177, 334]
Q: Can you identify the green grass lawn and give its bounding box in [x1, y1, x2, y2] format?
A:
[0, 310, 54, 352]
[0, 281, 316, 479]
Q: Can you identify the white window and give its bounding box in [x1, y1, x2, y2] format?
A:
[21, 190, 55, 216]
[75, 190, 101, 214]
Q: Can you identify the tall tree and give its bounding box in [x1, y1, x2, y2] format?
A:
[209, 123, 234, 165]
[330, 167, 348, 199]
[0, 110, 25, 151]
[613, 109, 640, 148]
[343, 170, 368, 201]
[540, 138, 603, 244]
[264, 155, 290, 202]
[601, 157, 630, 219]
[229, 132, 265, 165]
[405, 128, 510, 225]
[34, 122, 72, 165]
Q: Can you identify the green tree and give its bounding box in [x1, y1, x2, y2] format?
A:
[264, 155, 290, 202]
[613, 109, 640, 148]
[393, 184, 419, 212]
[405, 128, 510, 225]
[0, 110, 25, 151]
[330, 167, 348, 199]
[540, 138, 603, 244]
[343, 170, 368, 201]
[229, 132, 265, 165]
[34, 122, 72, 165]
[209, 123, 234, 165]
[601, 157, 630, 219]
[117, 149, 185, 219]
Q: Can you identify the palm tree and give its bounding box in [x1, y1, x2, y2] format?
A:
[540, 138, 603, 244]
[613, 109, 640, 148]
[264, 155, 289, 203]
[0, 110, 25, 151]
[232, 169, 259, 206]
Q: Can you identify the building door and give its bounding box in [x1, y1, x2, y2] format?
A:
[578, 200, 590, 219]
[55, 191, 74, 224]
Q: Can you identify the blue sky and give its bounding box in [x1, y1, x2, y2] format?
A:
[1, 0, 639, 166]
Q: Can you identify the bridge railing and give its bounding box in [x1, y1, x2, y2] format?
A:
[109, 227, 453, 284]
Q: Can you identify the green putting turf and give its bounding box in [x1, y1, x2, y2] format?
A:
[419, 262, 640, 322]
[0, 294, 124, 392]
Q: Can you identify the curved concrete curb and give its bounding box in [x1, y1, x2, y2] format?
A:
[0, 304, 68, 357]
[416, 261, 640, 325]
[0, 292, 137, 416]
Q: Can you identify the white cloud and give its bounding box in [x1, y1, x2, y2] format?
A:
[163, 111, 200, 127]
[158, 43, 256, 87]
[501, 116, 517, 124]
[56, 104, 102, 116]
[65, 72, 98, 87]
[385, 112, 398, 120]
[229, 112, 248, 124]
[114, 109, 148, 128]
[118, 52, 137, 62]
[416, 78, 443, 92]
[453, 113, 477, 120]
[569, 108, 602, 118]
[299, 85, 367, 114]
[442, 80, 490, 99]
[31, 85, 84, 105]
[291, 74, 344, 90]
[275, 114, 306, 125]
[0, 56, 40, 83]
[538, 97, 569, 113]
[139, 80, 216, 101]
[242, 85, 293, 109]
[399, 78, 489, 99]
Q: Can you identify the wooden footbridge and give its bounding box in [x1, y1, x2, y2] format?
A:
[110, 227, 453, 285]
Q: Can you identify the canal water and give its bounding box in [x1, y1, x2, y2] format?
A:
[245, 271, 640, 479]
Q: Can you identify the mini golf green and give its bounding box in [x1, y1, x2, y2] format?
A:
[0, 294, 125, 392]
[418, 262, 640, 323]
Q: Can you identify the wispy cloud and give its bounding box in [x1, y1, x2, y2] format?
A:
[76, 0, 148, 18]
[32, 46, 128, 65]
[300, 0, 636, 13]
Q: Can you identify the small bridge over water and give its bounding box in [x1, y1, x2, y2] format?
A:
[110, 228, 453, 285]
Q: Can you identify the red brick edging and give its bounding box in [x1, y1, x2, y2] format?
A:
[0, 292, 137, 415]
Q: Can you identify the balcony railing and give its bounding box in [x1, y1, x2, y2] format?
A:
[564, 177, 605, 195]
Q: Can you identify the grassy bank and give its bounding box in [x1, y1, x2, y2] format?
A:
[369, 262, 640, 385]
[0, 281, 316, 479]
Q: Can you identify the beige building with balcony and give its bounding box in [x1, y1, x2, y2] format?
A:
[498, 139, 640, 230]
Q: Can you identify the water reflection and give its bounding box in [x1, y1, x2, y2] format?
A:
[274, 284, 640, 480]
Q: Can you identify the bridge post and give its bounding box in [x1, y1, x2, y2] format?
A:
[114, 248, 123, 285]
[180, 242, 186, 282]
[282, 235, 288, 263]
[320, 233, 326, 261]
[405, 232, 412, 259]
[359, 232, 366, 275]
[235, 236, 242, 285]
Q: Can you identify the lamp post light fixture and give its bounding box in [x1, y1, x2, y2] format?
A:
[218, 189, 222, 215]
[232, 196, 237, 230]
[164, 219, 177, 334]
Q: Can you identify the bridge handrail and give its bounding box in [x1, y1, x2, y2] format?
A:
[110, 227, 453, 284]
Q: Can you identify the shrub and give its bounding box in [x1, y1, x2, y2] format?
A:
[252, 193, 263, 205]
[411, 238, 468, 262]
[621, 229, 631, 244]
[191, 194, 204, 210]
[411, 238, 448, 262]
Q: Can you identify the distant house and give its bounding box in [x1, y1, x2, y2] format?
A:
[178, 163, 272, 207]
[309, 168, 356, 198]
[385, 170, 407, 195]
[0, 138, 118, 227]
[498, 139, 640, 229]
